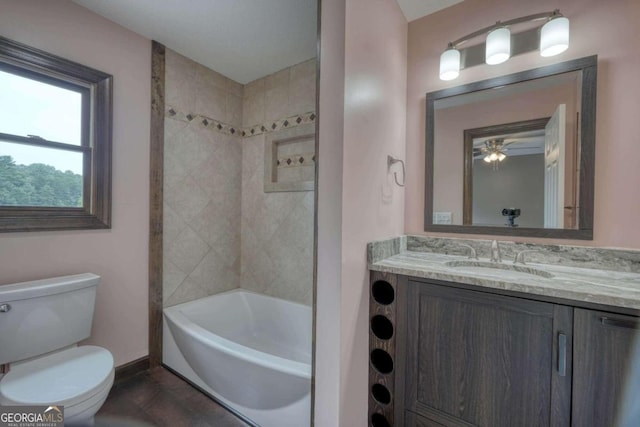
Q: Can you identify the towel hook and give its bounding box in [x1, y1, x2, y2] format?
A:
[387, 155, 405, 187]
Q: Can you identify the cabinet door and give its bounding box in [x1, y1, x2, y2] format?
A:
[405, 281, 573, 427]
[572, 309, 639, 427]
[406, 410, 446, 426]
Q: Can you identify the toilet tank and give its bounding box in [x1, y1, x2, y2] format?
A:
[0, 274, 100, 365]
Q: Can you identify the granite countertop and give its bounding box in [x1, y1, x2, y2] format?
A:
[370, 249, 640, 311]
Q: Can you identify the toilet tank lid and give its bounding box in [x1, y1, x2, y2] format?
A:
[0, 273, 100, 303]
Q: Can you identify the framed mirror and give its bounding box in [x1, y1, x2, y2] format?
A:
[425, 56, 597, 239]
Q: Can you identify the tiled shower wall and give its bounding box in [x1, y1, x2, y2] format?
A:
[241, 59, 316, 306]
[162, 49, 243, 306]
[162, 50, 316, 307]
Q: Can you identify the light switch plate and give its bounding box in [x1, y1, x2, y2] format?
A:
[433, 212, 453, 225]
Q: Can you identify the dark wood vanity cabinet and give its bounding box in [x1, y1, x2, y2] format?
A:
[368, 275, 640, 427]
[572, 309, 639, 427]
[404, 281, 573, 427]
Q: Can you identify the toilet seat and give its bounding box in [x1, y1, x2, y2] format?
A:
[0, 345, 114, 409]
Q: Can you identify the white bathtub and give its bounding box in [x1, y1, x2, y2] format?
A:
[163, 289, 312, 427]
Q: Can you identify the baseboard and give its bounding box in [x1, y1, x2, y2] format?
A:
[114, 356, 150, 384]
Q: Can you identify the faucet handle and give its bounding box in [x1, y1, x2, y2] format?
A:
[514, 249, 539, 265]
[459, 244, 478, 260]
[490, 240, 502, 263]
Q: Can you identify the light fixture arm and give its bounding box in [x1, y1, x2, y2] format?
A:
[448, 10, 562, 48]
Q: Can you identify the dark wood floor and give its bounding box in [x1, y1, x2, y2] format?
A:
[96, 367, 249, 427]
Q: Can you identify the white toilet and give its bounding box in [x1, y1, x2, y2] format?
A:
[0, 274, 115, 425]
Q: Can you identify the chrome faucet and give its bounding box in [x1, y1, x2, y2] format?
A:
[514, 250, 539, 265]
[459, 244, 478, 260]
[490, 240, 502, 263]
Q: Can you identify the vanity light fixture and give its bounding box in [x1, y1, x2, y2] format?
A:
[439, 43, 461, 81]
[439, 10, 570, 80]
[540, 12, 570, 57]
[485, 26, 511, 65]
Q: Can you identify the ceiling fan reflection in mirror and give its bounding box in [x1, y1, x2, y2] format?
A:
[478, 138, 508, 167]
[473, 131, 545, 170]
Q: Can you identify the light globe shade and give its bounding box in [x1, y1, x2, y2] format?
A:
[486, 27, 511, 65]
[439, 48, 460, 81]
[540, 16, 570, 57]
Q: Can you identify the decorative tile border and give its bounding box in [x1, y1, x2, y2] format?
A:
[165, 104, 316, 139]
[277, 152, 316, 168]
[165, 105, 241, 136]
[242, 112, 316, 137]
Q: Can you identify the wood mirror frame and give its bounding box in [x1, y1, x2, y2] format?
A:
[424, 55, 597, 239]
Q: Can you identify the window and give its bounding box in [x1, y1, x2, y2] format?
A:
[0, 36, 112, 232]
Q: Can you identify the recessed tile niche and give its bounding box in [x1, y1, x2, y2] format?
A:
[264, 123, 315, 192]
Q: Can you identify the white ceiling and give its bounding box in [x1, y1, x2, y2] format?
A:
[72, 0, 317, 84]
[72, 0, 462, 82]
[396, 0, 464, 22]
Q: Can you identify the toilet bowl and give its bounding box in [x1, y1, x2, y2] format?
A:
[0, 274, 114, 425]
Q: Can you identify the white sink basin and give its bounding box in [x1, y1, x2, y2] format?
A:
[444, 260, 555, 279]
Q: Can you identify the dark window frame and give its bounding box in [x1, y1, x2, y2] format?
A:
[0, 35, 112, 232]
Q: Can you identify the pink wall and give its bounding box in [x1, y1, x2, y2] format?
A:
[341, 0, 407, 425]
[406, 0, 640, 249]
[314, 0, 345, 424]
[0, 0, 151, 366]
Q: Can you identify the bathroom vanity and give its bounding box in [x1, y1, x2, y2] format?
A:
[367, 237, 640, 427]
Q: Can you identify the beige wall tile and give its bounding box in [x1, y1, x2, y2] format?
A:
[265, 68, 289, 91]
[289, 59, 317, 116]
[189, 203, 234, 252]
[195, 62, 228, 91]
[240, 138, 314, 305]
[165, 278, 209, 307]
[244, 77, 265, 99]
[163, 49, 244, 307]
[242, 93, 265, 127]
[265, 84, 289, 122]
[166, 226, 211, 275]
[164, 117, 189, 140]
[165, 51, 198, 113]
[188, 250, 236, 291]
[164, 121, 217, 188]
[163, 258, 187, 305]
[226, 77, 244, 98]
[290, 59, 316, 81]
[238, 59, 316, 305]
[195, 82, 226, 122]
[227, 94, 243, 128]
[163, 202, 187, 246]
[165, 174, 210, 223]
[164, 50, 317, 308]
